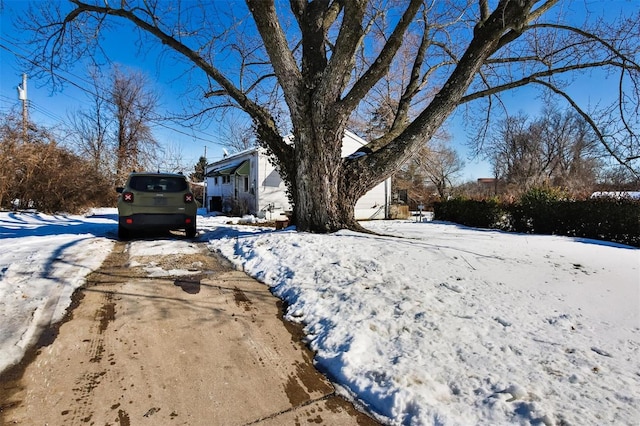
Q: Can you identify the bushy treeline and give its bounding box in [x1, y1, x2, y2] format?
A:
[434, 188, 640, 247]
[1, 115, 115, 214]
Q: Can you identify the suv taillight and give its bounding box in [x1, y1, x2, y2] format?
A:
[184, 193, 194, 203]
[122, 192, 134, 203]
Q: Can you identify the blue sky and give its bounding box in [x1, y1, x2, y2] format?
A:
[0, 0, 636, 181]
[0, 0, 230, 172]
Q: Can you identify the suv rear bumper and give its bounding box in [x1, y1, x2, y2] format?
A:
[119, 214, 196, 230]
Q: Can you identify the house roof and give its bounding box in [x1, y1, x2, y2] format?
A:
[205, 129, 370, 171]
[207, 147, 258, 167]
[205, 159, 250, 177]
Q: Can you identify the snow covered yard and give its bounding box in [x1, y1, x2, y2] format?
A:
[0, 210, 115, 373]
[204, 218, 640, 425]
[1, 209, 638, 425]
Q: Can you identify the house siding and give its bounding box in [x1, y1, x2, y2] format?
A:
[342, 130, 390, 220]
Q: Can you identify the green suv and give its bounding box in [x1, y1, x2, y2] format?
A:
[116, 172, 198, 239]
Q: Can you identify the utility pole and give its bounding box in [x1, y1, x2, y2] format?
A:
[203, 146, 208, 212]
[17, 74, 28, 142]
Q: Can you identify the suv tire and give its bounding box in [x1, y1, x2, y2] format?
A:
[118, 224, 131, 241]
[186, 224, 197, 238]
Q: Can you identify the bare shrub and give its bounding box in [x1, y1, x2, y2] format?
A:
[1, 113, 114, 213]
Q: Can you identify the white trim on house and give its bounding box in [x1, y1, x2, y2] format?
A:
[204, 131, 391, 220]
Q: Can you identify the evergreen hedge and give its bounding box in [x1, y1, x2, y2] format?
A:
[433, 190, 640, 247]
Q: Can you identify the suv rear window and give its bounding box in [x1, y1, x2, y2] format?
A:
[129, 176, 189, 193]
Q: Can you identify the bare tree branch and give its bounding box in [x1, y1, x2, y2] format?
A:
[533, 78, 637, 177]
[339, 0, 423, 118]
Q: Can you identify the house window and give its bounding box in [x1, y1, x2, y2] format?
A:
[214, 177, 218, 185]
[244, 176, 249, 192]
[222, 175, 231, 184]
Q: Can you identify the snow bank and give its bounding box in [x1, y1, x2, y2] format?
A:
[205, 219, 640, 425]
[0, 211, 115, 373]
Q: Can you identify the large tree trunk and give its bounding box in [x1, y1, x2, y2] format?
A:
[293, 127, 362, 233]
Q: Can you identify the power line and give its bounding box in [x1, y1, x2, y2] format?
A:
[29, 101, 66, 123]
[0, 38, 231, 147]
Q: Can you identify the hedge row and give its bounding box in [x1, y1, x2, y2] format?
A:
[433, 192, 640, 247]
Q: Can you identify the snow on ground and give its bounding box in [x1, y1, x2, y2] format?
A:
[1, 209, 639, 425]
[0, 210, 115, 373]
[204, 218, 640, 426]
[0, 210, 210, 374]
[127, 238, 203, 277]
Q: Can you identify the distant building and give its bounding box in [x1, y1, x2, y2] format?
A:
[590, 191, 640, 199]
[477, 177, 498, 196]
[204, 130, 391, 220]
[477, 178, 497, 185]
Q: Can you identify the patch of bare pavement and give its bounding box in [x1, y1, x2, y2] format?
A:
[0, 238, 379, 425]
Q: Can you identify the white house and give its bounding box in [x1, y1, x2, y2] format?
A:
[204, 130, 390, 220]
